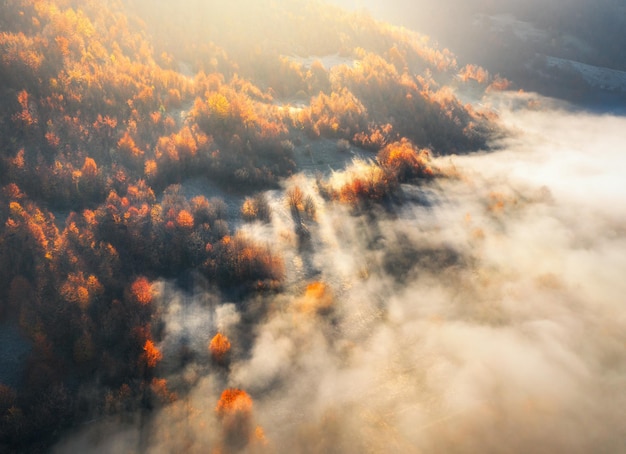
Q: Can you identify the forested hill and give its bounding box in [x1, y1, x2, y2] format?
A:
[0, 0, 502, 451]
[340, 0, 626, 107]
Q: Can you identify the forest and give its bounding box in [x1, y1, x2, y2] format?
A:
[0, 0, 510, 451]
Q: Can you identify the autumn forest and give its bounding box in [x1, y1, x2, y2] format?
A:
[0, 0, 532, 452]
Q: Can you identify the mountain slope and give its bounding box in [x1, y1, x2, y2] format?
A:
[336, 0, 626, 108]
[0, 0, 502, 451]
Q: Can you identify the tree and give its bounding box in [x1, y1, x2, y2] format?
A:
[377, 138, 434, 181]
[241, 194, 271, 223]
[140, 339, 162, 369]
[215, 388, 254, 450]
[209, 333, 231, 363]
[175, 209, 194, 229]
[129, 277, 153, 306]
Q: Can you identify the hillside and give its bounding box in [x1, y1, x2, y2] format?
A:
[0, 0, 502, 451]
[339, 0, 626, 108]
[2, 2, 626, 453]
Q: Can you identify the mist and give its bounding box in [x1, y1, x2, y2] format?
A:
[53, 95, 626, 453]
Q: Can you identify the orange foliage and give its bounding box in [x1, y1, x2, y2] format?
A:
[305, 281, 328, 299]
[45, 131, 61, 147]
[77, 287, 89, 306]
[81, 157, 98, 178]
[299, 281, 334, 314]
[142, 339, 162, 368]
[241, 194, 271, 223]
[286, 186, 304, 212]
[487, 75, 512, 92]
[352, 123, 393, 150]
[333, 163, 391, 205]
[0, 0, 505, 447]
[175, 209, 194, 229]
[3, 183, 25, 200]
[173, 126, 199, 158]
[154, 135, 178, 162]
[216, 389, 253, 417]
[9, 201, 24, 217]
[214, 233, 284, 289]
[209, 333, 231, 363]
[189, 195, 208, 214]
[15, 90, 37, 126]
[0, 32, 44, 72]
[459, 64, 489, 84]
[377, 139, 434, 181]
[125, 180, 156, 204]
[215, 388, 256, 450]
[117, 132, 143, 159]
[150, 378, 177, 404]
[144, 159, 157, 178]
[11, 149, 25, 169]
[130, 276, 153, 305]
[254, 426, 268, 445]
[60, 272, 103, 310]
[301, 88, 367, 139]
[241, 198, 258, 221]
[93, 114, 117, 131]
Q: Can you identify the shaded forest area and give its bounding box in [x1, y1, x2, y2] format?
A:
[0, 0, 501, 451]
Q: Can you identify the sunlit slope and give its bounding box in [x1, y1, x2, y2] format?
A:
[0, 0, 505, 451]
[0, 0, 501, 207]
